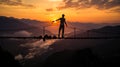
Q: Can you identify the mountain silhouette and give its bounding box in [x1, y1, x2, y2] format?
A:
[0, 16, 30, 30]
[89, 25, 120, 34]
[43, 48, 99, 67]
[0, 16, 52, 36]
[43, 48, 120, 67]
[75, 25, 120, 37]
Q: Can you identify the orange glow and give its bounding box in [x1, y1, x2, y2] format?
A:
[0, 0, 120, 23]
[52, 21, 59, 26]
[53, 21, 57, 23]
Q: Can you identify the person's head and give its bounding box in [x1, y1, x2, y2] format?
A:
[62, 14, 65, 17]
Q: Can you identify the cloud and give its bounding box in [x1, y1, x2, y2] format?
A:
[56, 0, 120, 12]
[15, 54, 23, 60]
[112, 8, 120, 12]
[20, 39, 57, 59]
[13, 30, 32, 37]
[90, 0, 120, 9]
[108, 6, 120, 13]
[0, 0, 35, 7]
[0, 30, 32, 37]
[46, 8, 54, 11]
[24, 52, 35, 59]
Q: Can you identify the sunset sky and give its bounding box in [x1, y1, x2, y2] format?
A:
[0, 0, 120, 23]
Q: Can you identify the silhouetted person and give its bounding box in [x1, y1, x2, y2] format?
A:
[53, 14, 67, 38]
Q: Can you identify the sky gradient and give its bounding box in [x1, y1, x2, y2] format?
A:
[0, 0, 120, 23]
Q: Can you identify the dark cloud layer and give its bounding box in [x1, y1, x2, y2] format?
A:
[46, 8, 54, 11]
[0, 0, 35, 7]
[56, 0, 120, 12]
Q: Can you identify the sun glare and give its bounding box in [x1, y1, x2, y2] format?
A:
[51, 18, 59, 26]
[53, 18, 57, 23]
[54, 21, 57, 23]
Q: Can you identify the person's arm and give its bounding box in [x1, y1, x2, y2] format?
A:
[55, 18, 60, 21]
[52, 18, 60, 22]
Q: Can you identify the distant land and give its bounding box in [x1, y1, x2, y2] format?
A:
[0, 16, 51, 36]
[0, 16, 120, 37]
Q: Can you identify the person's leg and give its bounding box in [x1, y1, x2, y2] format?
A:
[58, 26, 61, 38]
[62, 26, 64, 38]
